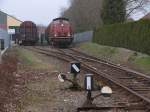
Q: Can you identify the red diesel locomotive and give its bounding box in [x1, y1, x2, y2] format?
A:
[45, 18, 73, 47]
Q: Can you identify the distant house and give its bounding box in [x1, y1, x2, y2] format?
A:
[7, 15, 22, 30]
[0, 11, 7, 31]
[0, 10, 22, 54]
[142, 12, 150, 19]
[0, 11, 9, 53]
[0, 29, 9, 52]
[0, 10, 22, 32]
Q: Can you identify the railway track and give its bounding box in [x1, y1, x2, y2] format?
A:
[26, 46, 150, 111]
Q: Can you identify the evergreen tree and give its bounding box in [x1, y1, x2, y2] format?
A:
[101, 0, 126, 25]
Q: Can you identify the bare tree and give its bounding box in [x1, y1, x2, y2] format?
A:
[101, 0, 126, 25]
[125, 0, 150, 18]
[61, 0, 150, 32]
[61, 0, 103, 32]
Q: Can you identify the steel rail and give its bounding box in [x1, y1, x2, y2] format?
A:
[67, 48, 150, 80]
[59, 49, 150, 105]
[27, 47, 150, 107]
[35, 47, 150, 80]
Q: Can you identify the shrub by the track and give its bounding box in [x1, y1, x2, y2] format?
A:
[93, 19, 150, 55]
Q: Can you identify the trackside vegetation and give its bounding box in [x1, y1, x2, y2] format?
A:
[79, 42, 150, 74]
[93, 19, 150, 55]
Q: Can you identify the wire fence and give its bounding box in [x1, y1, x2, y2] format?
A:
[73, 31, 93, 44]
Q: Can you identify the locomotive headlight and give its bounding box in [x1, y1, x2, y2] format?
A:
[54, 34, 57, 37]
[68, 33, 71, 37]
[61, 24, 64, 27]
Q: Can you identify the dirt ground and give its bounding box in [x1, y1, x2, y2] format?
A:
[15, 47, 86, 112]
[0, 47, 145, 112]
[0, 49, 19, 112]
[15, 47, 119, 112]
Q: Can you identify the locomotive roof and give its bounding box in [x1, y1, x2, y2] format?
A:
[53, 18, 69, 21]
[20, 21, 36, 26]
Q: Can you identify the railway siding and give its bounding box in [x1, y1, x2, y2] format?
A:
[60, 48, 150, 105]
[27, 46, 150, 111]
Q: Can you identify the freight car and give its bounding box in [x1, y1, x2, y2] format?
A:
[19, 21, 38, 45]
[45, 18, 73, 47]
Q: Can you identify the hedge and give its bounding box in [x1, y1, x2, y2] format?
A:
[93, 19, 150, 55]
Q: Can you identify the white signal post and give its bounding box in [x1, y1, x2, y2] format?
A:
[86, 77, 92, 90]
[72, 64, 80, 73]
[85, 74, 93, 91]
[70, 62, 81, 89]
[83, 74, 112, 107]
[70, 62, 80, 74]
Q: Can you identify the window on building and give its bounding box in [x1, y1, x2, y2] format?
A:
[0, 39, 4, 50]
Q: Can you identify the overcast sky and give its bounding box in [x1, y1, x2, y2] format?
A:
[0, 0, 69, 25]
[0, 0, 150, 25]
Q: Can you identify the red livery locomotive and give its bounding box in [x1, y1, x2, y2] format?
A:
[45, 18, 73, 47]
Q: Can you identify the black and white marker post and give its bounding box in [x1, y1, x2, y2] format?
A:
[70, 61, 80, 89]
[84, 74, 93, 105]
[77, 74, 113, 111]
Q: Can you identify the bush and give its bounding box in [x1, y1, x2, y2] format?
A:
[93, 19, 150, 55]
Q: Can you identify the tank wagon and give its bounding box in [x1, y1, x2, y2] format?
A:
[19, 21, 38, 45]
[45, 18, 73, 47]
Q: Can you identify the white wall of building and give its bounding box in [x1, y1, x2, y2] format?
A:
[0, 28, 10, 55]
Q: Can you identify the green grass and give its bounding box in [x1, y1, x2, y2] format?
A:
[79, 42, 117, 59]
[79, 42, 150, 74]
[17, 48, 36, 65]
[16, 48, 52, 69]
[93, 19, 150, 55]
[134, 55, 150, 71]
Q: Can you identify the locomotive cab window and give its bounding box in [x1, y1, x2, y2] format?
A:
[0, 39, 5, 50]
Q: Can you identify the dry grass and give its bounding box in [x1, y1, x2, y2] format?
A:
[0, 49, 18, 111]
[79, 42, 150, 74]
[16, 48, 52, 70]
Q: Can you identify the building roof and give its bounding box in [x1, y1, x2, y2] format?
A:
[8, 15, 23, 23]
[0, 10, 7, 15]
[142, 12, 150, 19]
[0, 10, 23, 22]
